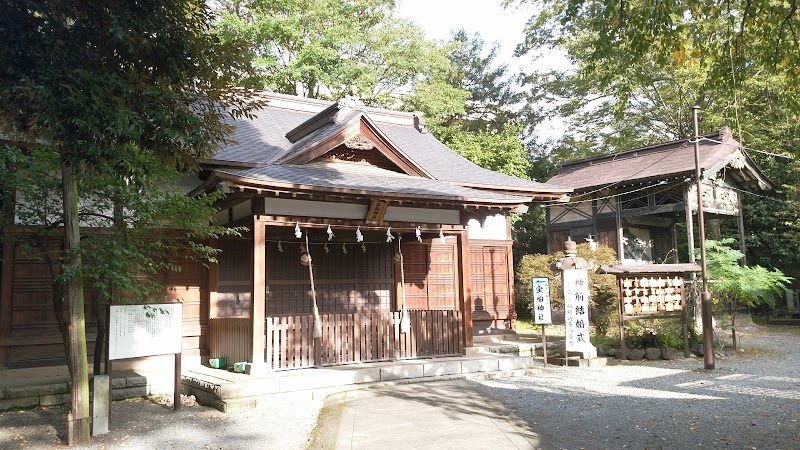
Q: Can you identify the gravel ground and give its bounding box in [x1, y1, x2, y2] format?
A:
[468, 322, 800, 449]
[0, 395, 322, 449]
[1, 322, 798, 449]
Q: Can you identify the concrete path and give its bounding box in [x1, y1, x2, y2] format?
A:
[314, 380, 540, 449]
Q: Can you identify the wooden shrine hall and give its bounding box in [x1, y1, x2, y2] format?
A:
[544, 127, 771, 265]
[0, 92, 571, 371]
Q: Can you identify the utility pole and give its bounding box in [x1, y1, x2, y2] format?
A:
[692, 106, 715, 370]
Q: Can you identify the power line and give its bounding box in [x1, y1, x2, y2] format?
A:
[698, 137, 795, 160]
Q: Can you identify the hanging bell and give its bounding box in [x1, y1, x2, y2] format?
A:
[300, 251, 312, 266]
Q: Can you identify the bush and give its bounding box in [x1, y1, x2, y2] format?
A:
[516, 243, 618, 333]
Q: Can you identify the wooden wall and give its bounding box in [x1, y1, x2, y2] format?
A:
[469, 241, 514, 331]
[0, 234, 210, 369]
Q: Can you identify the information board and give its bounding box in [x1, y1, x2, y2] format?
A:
[563, 269, 590, 352]
[108, 303, 182, 360]
[532, 277, 552, 325]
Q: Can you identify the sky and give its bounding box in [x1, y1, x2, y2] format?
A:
[395, 0, 533, 72]
[395, 0, 570, 139]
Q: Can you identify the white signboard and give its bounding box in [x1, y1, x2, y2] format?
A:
[563, 269, 590, 352]
[108, 303, 182, 360]
[532, 277, 552, 325]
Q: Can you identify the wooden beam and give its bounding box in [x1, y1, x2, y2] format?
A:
[620, 202, 685, 218]
[250, 219, 267, 364]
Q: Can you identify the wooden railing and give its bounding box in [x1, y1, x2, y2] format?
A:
[208, 310, 463, 370]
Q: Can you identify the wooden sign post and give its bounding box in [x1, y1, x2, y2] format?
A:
[532, 278, 552, 366]
[106, 303, 183, 422]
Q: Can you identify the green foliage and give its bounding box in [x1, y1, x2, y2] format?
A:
[516, 244, 618, 331]
[431, 123, 532, 180]
[511, 0, 800, 289]
[622, 319, 686, 350]
[216, 0, 449, 106]
[705, 238, 792, 311]
[4, 145, 242, 304]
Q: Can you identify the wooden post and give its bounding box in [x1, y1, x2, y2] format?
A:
[617, 277, 626, 350]
[457, 230, 473, 348]
[250, 219, 266, 364]
[736, 194, 748, 266]
[615, 195, 625, 261]
[174, 352, 181, 411]
[541, 325, 547, 366]
[684, 188, 696, 264]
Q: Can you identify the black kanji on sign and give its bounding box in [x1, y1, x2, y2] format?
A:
[576, 319, 585, 329]
[577, 333, 586, 342]
[575, 305, 585, 315]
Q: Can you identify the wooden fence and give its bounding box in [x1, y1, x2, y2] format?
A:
[208, 310, 463, 370]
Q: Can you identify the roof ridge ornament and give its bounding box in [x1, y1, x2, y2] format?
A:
[337, 92, 366, 111]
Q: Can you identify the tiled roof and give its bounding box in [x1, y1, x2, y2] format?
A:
[218, 161, 529, 204]
[546, 128, 770, 192]
[207, 92, 570, 198]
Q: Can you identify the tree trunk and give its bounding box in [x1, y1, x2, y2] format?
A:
[62, 163, 90, 444]
[708, 218, 721, 240]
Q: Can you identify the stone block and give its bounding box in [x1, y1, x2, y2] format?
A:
[125, 376, 147, 387]
[91, 375, 110, 436]
[627, 349, 645, 360]
[461, 358, 499, 374]
[40, 393, 70, 407]
[111, 386, 147, 401]
[0, 396, 40, 411]
[380, 364, 424, 381]
[349, 368, 381, 384]
[645, 348, 662, 360]
[498, 357, 534, 371]
[423, 361, 462, 377]
[111, 377, 127, 389]
[6, 383, 68, 399]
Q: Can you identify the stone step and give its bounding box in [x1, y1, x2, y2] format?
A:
[181, 354, 542, 412]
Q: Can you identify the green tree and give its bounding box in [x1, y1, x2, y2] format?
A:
[705, 239, 792, 348]
[0, 1, 260, 442]
[216, 0, 449, 106]
[513, 0, 800, 286]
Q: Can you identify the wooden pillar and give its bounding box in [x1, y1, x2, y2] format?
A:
[0, 229, 13, 368]
[545, 204, 552, 254]
[736, 194, 748, 266]
[615, 195, 624, 261]
[591, 197, 598, 241]
[250, 219, 267, 364]
[457, 230, 473, 348]
[684, 188, 696, 264]
[671, 221, 680, 263]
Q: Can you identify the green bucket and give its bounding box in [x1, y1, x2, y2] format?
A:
[208, 357, 225, 369]
[233, 362, 247, 373]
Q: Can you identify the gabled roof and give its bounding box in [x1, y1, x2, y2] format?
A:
[546, 128, 772, 192]
[205, 92, 570, 204]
